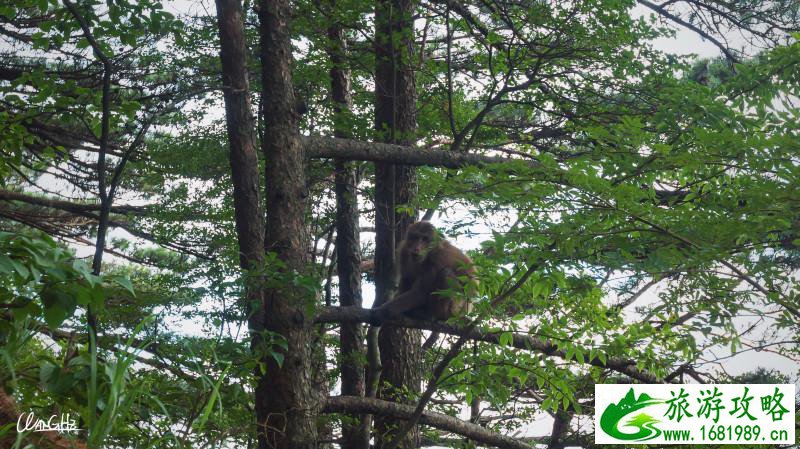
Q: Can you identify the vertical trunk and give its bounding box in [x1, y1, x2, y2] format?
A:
[374, 0, 420, 447]
[258, 1, 320, 448]
[214, 0, 276, 444]
[547, 410, 573, 449]
[215, 0, 264, 273]
[327, 7, 369, 449]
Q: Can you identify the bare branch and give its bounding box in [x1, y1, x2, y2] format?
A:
[637, 0, 740, 62]
[324, 396, 535, 449]
[0, 190, 149, 215]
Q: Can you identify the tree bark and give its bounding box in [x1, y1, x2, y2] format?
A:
[546, 410, 573, 449]
[257, 1, 320, 448]
[215, 0, 264, 272]
[326, 5, 369, 449]
[373, 0, 421, 447]
[214, 0, 275, 445]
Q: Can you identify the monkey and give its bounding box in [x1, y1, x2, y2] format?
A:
[372, 221, 476, 323]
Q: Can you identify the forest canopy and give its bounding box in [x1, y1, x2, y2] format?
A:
[0, 0, 798, 448]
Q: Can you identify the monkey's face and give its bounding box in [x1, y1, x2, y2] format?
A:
[405, 223, 438, 261]
[408, 235, 431, 260]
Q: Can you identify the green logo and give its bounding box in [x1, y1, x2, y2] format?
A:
[600, 388, 664, 441]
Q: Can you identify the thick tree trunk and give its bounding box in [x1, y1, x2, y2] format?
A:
[373, 0, 420, 447]
[546, 410, 573, 449]
[326, 6, 369, 449]
[215, 0, 264, 272]
[257, 1, 320, 448]
[214, 1, 272, 443]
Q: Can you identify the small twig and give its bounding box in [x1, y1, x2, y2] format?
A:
[613, 276, 662, 309]
[637, 0, 740, 63]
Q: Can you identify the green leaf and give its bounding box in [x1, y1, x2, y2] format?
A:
[75, 287, 91, 306]
[9, 259, 29, 278]
[0, 255, 13, 274]
[39, 360, 56, 384]
[0, 6, 16, 19]
[43, 301, 67, 328]
[0, 422, 15, 439]
[194, 363, 231, 430]
[499, 332, 513, 346]
[114, 276, 135, 295]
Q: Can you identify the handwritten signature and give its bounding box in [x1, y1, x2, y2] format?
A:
[16, 412, 80, 434]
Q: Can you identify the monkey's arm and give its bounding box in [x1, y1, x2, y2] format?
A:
[373, 272, 437, 321]
[378, 285, 427, 316]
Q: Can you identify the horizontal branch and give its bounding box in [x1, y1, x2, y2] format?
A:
[421, 434, 589, 448]
[317, 306, 660, 383]
[0, 193, 215, 262]
[324, 396, 535, 449]
[303, 136, 687, 205]
[0, 190, 149, 215]
[303, 136, 536, 169]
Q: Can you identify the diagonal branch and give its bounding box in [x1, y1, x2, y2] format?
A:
[625, 210, 800, 320]
[324, 396, 535, 449]
[317, 306, 661, 383]
[637, 0, 740, 63]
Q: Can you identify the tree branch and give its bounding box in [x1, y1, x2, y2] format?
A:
[0, 190, 149, 215]
[304, 136, 706, 206]
[324, 396, 535, 449]
[316, 306, 661, 383]
[62, 1, 114, 382]
[303, 135, 532, 168]
[637, 0, 740, 62]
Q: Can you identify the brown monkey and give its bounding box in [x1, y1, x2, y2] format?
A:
[372, 221, 476, 322]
